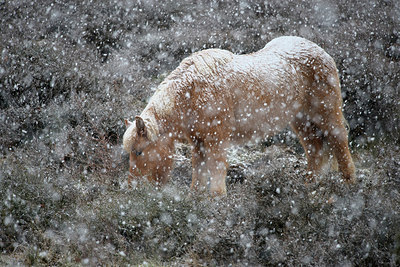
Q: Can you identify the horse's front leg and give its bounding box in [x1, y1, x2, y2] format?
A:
[207, 150, 228, 196]
[190, 141, 228, 196]
[191, 141, 209, 192]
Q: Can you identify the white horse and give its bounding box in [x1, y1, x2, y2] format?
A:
[123, 36, 356, 195]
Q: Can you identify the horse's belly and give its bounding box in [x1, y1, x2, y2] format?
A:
[231, 102, 296, 142]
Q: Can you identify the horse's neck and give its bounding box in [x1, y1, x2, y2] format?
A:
[145, 76, 192, 140]
[142, 104, 172, 139]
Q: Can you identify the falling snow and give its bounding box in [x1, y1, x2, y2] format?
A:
[1, 0, 400, 265]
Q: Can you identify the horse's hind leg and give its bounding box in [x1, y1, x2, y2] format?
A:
[312, 87, 356, 182]
[291, 117, 327, 181]
[313, 69, 356, 183]
[320, 113, 356, 183]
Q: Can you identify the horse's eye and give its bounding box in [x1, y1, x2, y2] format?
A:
[135, 150, 142, 156]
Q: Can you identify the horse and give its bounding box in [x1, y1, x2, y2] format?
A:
[123, 36, 356, 195]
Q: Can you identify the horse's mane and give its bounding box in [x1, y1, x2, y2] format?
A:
[182, 49, 234, 77]
[160, 49, 234, 90]
[147, 49, 234, 122]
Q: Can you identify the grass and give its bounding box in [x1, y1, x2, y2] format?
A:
[4, 141, 399, 265]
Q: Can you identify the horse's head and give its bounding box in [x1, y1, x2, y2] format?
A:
[123, 116, 173, 185]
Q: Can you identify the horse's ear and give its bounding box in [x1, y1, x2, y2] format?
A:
[124, 119, 133, 128]
[135, 116, 147, 137]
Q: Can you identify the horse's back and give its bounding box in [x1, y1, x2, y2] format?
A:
[225, 36, 341, 140]
[261, 36, 328, 58]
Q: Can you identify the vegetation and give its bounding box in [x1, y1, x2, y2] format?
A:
[1, 0, 399, 265]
